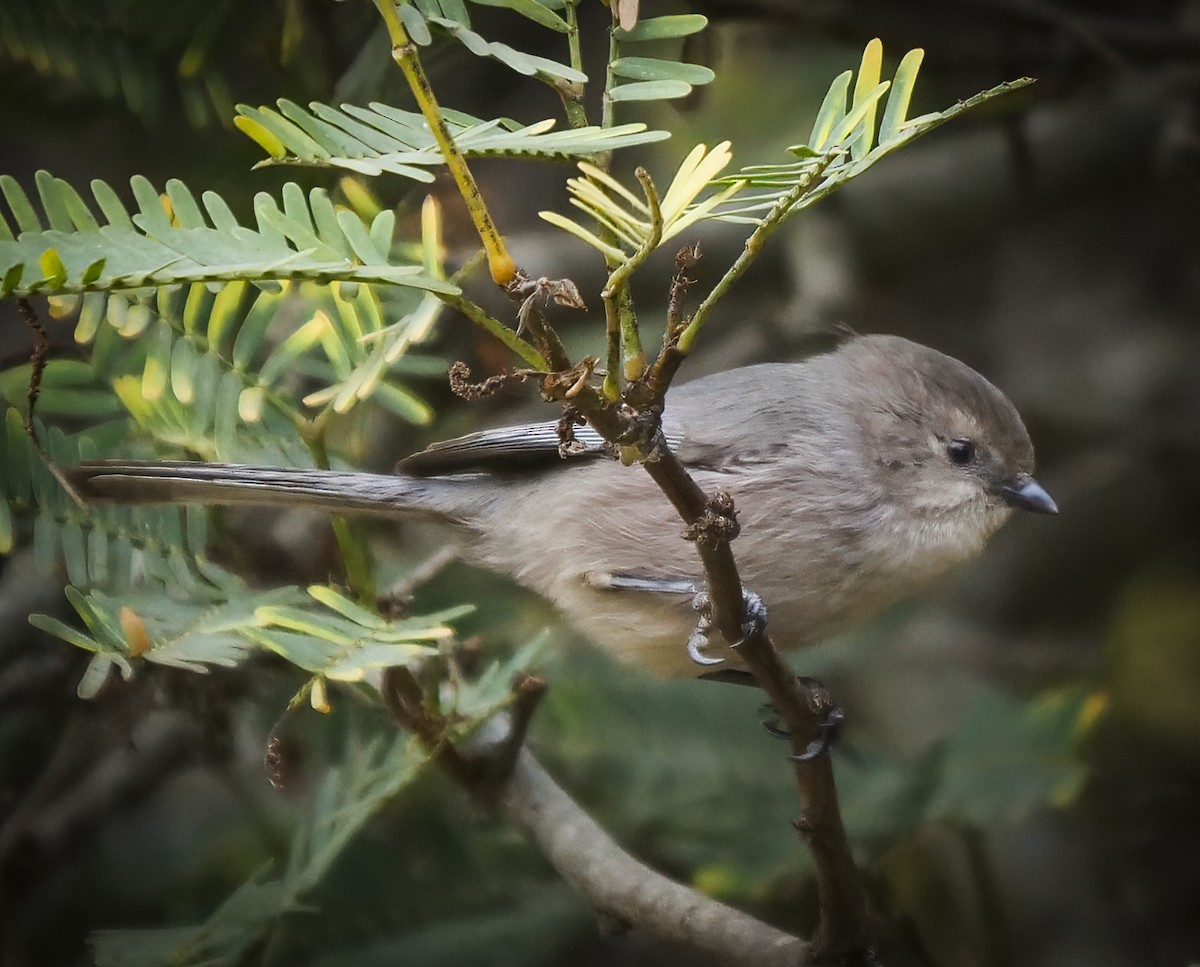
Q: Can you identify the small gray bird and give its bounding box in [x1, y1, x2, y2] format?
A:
[67, 335, 1056, 677]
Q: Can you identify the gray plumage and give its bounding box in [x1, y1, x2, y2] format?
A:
[66, 334, 1055, 677]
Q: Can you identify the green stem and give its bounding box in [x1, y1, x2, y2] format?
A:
[558, 2, 589, 130]
[596, 12, 620, 170]
[678, 156, 835, 354]
[617, 287, 644, 382]
[565, 0, 583, 76]
[603, 294, 621, 400]
[371, 0, 517, 287]
[436, 292, 550, 371]
[599, 168, 659, 384]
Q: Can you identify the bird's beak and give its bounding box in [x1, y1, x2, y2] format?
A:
[1000, 474, 1058, 514]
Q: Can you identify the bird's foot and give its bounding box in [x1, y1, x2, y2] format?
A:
[759, 677, 845, 760]
[686, 588, 770, 668]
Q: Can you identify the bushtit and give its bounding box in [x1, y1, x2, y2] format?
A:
[67, 334, 1056, 677]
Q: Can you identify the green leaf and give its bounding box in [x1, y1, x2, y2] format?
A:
[712, 41, 1033, 228]
[77, 655, 120, 699]
[879, 48, 925, 144]
[609, 80, 693, 102]
[827, 81, 889, 152]
[0, 173, 458, 298]
[259, 313, 327, 386]
[1, 175, 42, 233]
[541, 143, 736, 257]
[33, 512, 58, 576]
[141, 320, 173, 401]
[38, 248, 68, 288]
[373, 381, 435, 424]
[30, 611, 102, 652]
[91, 733, 428, 966]
[468, 0, 569, 32]
[399, 3, 433, 44]
[613, 14, 707, 40]
[426, 16, 585, 82]
[212, 370, 242, 461]
[233, 114, 288, 159]
[610, 57, 714, 85]
[247, 627, 341, 671]
[306, 584, 386, 629]
[239, 102, 668, 178]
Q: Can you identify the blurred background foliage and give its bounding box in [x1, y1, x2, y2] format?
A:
[1, 1, 1199, 965]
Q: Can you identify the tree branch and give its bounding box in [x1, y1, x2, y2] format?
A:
[385, 669, 806, 966]
[500, 748, 806, 967]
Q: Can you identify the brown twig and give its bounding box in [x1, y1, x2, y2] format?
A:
[447, 361, 540, 401]
[632, 243, 701, 410]
[506, 273, 580, 372]
[17, 298, 86, 509]
[18, 298, 47, 436]
[555, 404, 588, 458]
[386, 668, 806, 966]
[636, 431, 874, 965]
[500, 747, 806, 967]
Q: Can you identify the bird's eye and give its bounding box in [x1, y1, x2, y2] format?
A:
[946, 438, 976, 466]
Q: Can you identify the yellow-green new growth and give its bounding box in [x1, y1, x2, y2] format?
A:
[538, 142, 742, 261]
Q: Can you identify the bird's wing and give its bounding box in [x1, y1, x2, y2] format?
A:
[399, 421, 685, 476]
[398, 422, 610, 475]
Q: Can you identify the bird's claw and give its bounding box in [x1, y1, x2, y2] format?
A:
[758, 704, 791, 739]
[788, 703, 845, 762]
[687, 591, 723, 666]
[686, 589, 769, 668]
[759, 677, 846, 760]
[732, 591, 767, 649]
[687, 627, 724, 665]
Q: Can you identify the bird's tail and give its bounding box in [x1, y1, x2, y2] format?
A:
[65, 460, 464, 521]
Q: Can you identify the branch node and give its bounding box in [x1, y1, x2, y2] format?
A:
[682, 489, 741, 548]
[538, 356, 600, 403]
